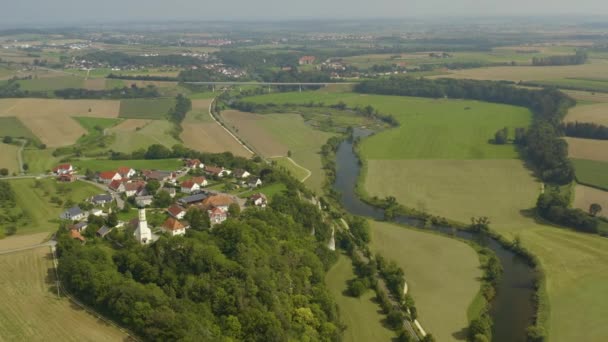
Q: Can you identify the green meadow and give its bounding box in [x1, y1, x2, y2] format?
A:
[119, 98, 176, 119]
[572, 158, 608, 190]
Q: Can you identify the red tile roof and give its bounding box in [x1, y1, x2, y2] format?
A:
[53, 163, 72, 172]
[202, 195, 234, 209]
[108, 179, 123, 190]
[181, 180, 196, 189]
[167, 205, 186, 217]
[192, 176, 207, 185]
[204, 166, 223, 175]
[117, 166, 133, 176]
[69, 229, 86, 242]
[162, 217, 185, 231]
[125, 181, 146, 191]
[99, 171, 119, 180]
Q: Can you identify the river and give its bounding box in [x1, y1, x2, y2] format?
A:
[333, 128, 536, 342]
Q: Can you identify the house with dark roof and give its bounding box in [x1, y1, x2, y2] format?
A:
[204, 166, 231, 178]
[60, 206, 86, 221]
[96, 226, 113, 238]
[91, 194, 113, 205]
[135, 196, 154, 207]
[178, 193, 209, 206]
[143, 170, 176, 183]
[233, 169, 251, 179]
[69, 221, 88, 233]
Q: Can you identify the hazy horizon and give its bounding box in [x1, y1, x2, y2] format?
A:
[2, 0, 608, 26]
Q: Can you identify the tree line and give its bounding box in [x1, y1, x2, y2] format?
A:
[54, 84, 160, 99]
[531, 51, 588, 66]
[56, 189, 340, 341]
[562, 121, 608, 140]
[355, 77, 576, 184]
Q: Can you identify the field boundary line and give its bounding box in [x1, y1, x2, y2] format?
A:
[268, 155, 312, 182]
[207, 97, 254, 155]
[49, 245, 140, 341]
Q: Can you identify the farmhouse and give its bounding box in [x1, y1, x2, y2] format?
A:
[192, 176, 208, 187]
[180, 180, 200, 194]
[135, 195, 154, 207]
[208, 207, 228, 225]
[179, 193, 209, 206]
[57, 174, 76, 182]
[167, 205, 186, 219]
[233, 169, 251, 179]
[108, 179, 126, 193]
[247, 177, 263, 188]
[125, 181, 147, 197]
[250, 193, 268, 208]
[204, 166, 231, 178]
[69, 221, 88, 233]
[60, 206, 86, 221]
[90, 208, 103, 217]
[185, 159, 204, 169]
[161, 218, 189, 236]
[53, 163, 73, 175]
[299, 56, 316, 65]
[202, 194, 235, 212]
[91, 193, 113, 206]
[98, 171, 122, 184]
[117, 166, 136, 179]
[143, 170, 177, 183]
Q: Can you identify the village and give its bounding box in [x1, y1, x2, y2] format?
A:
[53, 158, 268, 245]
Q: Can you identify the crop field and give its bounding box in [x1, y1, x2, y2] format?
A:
[369, 221, 482, 342]
[565, 137, 608, 162]
[183, 99, 213, 123]
[72, 158, 182, 173]
[221, 110, 288, 156]
[436, 59, 608, 82]
[0, 99, 120, 147]
[0, 232, 50, 252]
[17, 76, 84, 91]
[563, 90, 608, 104]
[527, 78, 608, 93]
[572, 159, 608, 190]
[0, 117, 37, 140]
[573, 185, 608, 218]
[73, 117, 122, 133]
[565, 102, 608, 126]
[0, 143, 20, 174]
[180, 122, 252, 158]
[108, 119, 179, 152]
[325, 254, 395, 342]
[118, 98, 175, 119]
[0, 247, 127, 341]
[5, 178, 101, 235]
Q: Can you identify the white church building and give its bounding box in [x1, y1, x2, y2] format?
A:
[134, 209, 152, 244]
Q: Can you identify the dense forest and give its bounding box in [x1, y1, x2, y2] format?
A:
[531, 51, 588, 66]
[562, 121, 608, 140]
[56, 188, 340, 341]
[0, 80, 46, 98]
[355, 77, 576, 184]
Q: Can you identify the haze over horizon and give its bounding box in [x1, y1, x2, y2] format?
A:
[2, 0, 608, 26]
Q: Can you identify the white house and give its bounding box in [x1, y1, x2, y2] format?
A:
[250, 193, 268, 208]
[248, 177, 263, 188]
[98, 171, 122, 184]
[167, 205, 187, 220]
[108, 180, 126, 193]
[52, 164, 73, 175]
[60, 206, 86, 221]
[185, 159, 204, 170]
[192, 176, 208, 187]
[117, 166, 136, 179]
[90, 208, 103, 216]
[208, 207, 227, 225]
[233, 169, 251, 179]
[180, 180, 200, 194]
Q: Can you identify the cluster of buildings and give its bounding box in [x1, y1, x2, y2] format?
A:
[58, 159, 268, 245]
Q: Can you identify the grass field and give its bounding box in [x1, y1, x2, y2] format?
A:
[108, 119, 180, 152]
[563, 90, 608, 104]
[17, 75, 84, 91]
[565, 102, 608, 126]
[325, 254, 395, 342]
[565, 137, 608, 162]
[22, 149, 60, 174]
[0, 143, 20, 174]
[0, 247, 127, 341]
[118, 98, 175, 119]
[572, 158, 608, 190]
[527, 78, 608, 93]
[0, 117, 38, 140]
[369, 221, 482, 342]
[573, 185, 608, 218]
[6, 178, 101, 235]
[183, 99, 213, 123]
[73, 117, 122, 133]
[72, 158, 182, 173]
[238, 182, 287, 199]
[271, 156, 310, 182]
[222, 110, 288, 156]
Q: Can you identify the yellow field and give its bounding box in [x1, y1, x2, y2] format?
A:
[437, 59, 608, 82]
[565, 137, 608, 162]
[573, 185, 608, 218]
[221, 110, 288, 156]
[0, 143, 20, 174]
[565, 103, 608, 126]
[0, 99, 120, 147]
[0, 232, 50, 252]
[0, 247, 127, 341]
[369, 221, 481, 342]
[181, 122, 252, 157]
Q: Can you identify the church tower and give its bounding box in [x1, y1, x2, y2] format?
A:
[134, 208, 152, 244]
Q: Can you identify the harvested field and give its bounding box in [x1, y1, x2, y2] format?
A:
[565, 137, 608, 162]
[0, 247, 127, 341]
[184, 99, 214, 123]
[17, 75, 84, 91]
[0, 143, 20, 174]
[437, 59, 608, 82]
[564, 90, 608, 104]
[573, 185, 608, 218]
[0, 232, 50, 252]
[181, 122, 252, 157]
[565, 103, 608, 126]
[17, 115, 84, 147]
[221, 110, 288, 156]
[369, 221, 482, 342]
[83, 78, 107, 90]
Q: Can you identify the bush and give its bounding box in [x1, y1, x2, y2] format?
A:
[347, 278, 368, 297]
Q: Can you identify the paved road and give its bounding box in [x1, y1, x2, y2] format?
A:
[78, 177, 125, 210]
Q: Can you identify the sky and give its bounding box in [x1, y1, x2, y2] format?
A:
[1, 0, 608, 25]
